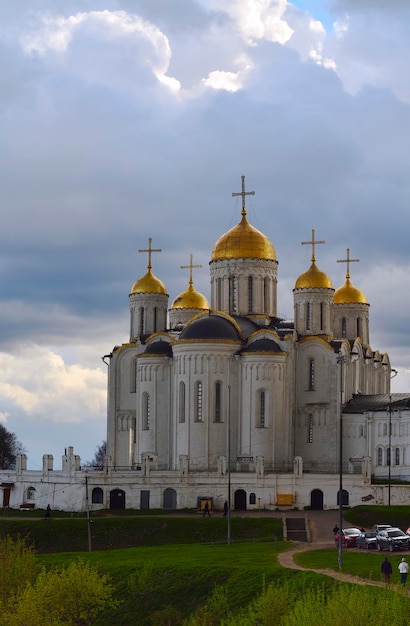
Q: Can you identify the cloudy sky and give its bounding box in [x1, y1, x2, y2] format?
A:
[1, 0, 410, 469]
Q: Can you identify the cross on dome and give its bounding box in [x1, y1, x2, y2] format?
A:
[181, 253, 202, 287]
[301, 228, 325, 262]
[138, 237, 162, 271]
[232, 175, 255, 216]
[337, 248, 360, 279]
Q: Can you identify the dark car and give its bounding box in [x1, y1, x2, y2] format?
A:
[376, 528, 410, 551]
[356, 531, 377, 549]
[336, 527, 361, 547]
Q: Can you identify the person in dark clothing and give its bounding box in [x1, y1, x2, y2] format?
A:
[333, 524, 340, 545]
[45, 504, 51, 519]
[223, 501, 228, 517]
[203, 501, 211, 517]
[381, 557, 392, 584]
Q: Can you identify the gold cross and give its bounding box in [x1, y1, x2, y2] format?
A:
[138, 237, 162, 271]
[181, 254, 202, 287]
[232, 175, 255, 216]
[301, 228, 325, 262]
[337, 248, 359, 279]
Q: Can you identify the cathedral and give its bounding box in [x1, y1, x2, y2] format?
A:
[2, 176, 410, 512]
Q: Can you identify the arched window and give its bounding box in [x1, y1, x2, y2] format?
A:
[142, 392, 150, 430]
[264, 277, 269, 312]
[387, 447, 391, 467]
[383, 423, 388, 436]
[356, 317, 361, 338]
[130, 357, 137, 393]
[307, 414, 313, 443]
[153, 307, 157, 332]
[308, 359, 315, 391]
[179, 382, 185, 423]
[258, 390, 266, 427]
[249, 493, 256, 505]
[395, 447, 400, 466]
[195, 382, 203, 422]
[27, 486, 36, 501]
[230, 277, 237, 313]
[214, 382, 222, 422]
[306, 302, 311, 330]
[342, 317, 347, 338]
[217, 278, 222, 310]
[320, 302, 324, 330]
[139, 307, 145, 336]
[92, 487, 103, 504]
[248, 276, 253, 312]
[377, 447, 383, 466]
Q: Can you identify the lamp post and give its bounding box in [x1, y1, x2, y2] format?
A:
[388, 395, 392, 507]
[337, 354, 345, 569]
[227, 384, 231, 546]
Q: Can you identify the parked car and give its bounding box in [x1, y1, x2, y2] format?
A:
[376, 528, 410, 551]
[356, 531, 377, 549]
[336, 528, 362, 547]
[371, 524, 392, 533]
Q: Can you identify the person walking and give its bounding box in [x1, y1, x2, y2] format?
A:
[398, 557, 409, 586]
[333, 524, 340, 546]
[203, 501, 211, 517]
[45, 504, 51, 519]
[381, 557, 392, 584]
[223, 501, 228, 517]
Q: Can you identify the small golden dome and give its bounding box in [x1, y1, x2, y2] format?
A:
[295, 261, 333, 289]
[130, 269, 167, 295]
[171, 284, 209, 310]
[212, 213, 276, 261]
[334, 277, 368, 304]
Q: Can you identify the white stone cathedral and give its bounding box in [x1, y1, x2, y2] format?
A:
[3, 177, 410, 512]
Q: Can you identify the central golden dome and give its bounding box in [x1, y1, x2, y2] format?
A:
[295, 261, 333, 289]
[212, 213, 276, 261]
[130, 269, 167, 295]
[171, 284, 209, 310]
[334, 278, 367, 304]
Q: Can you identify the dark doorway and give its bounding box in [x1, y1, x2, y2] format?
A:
[1, 483, 13, 507]
[110, 489, 125, 509]
[337, 489, 349, 506]
[234, 489, 247, 510]
[310, 489, 324, 510]
[163, 488, 177, 509]
[140, 490, 150, 510]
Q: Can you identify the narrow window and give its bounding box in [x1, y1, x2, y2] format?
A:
[383, 423, 388, 436]
[153, 307, 157, 332]
[307, 414, 313, 443]
[27, 486, 36, 501]
[130, 358, 137, 393]
[377, 447, 383, 466]
[259, 391, 266, 427]
[308, 359, 315, 391]
[92, 487, 103, 504]
[356, 317, 361, 338]
[217, 278, 222, 310]
[230, 277, 237, 313]
[264, 278, 269, 312]
[395, 447, 400, 466]
[142, 392, 150, 430]
[306, 302, 311, 330]
[248, 276, 253, 313]
[320, 302, 324, 330]
[359, 425, 364, 438]
[195, 382, 203, 422]
[215, 382, 221, 423]
[139, 307, 145, 336]
[387, 447, 391, 467]
[179, 381, 185, 423]
[342, 317, 347, 338]
[249, 493, 256, 505]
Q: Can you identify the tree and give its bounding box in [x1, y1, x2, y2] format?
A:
[0, 424, 25, 469]
[85, 440, 106, 469]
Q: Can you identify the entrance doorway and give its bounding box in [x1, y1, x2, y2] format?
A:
[310, 489, 324, 510]
[109, 489, 125, 509]
[234, 489, 247, 510]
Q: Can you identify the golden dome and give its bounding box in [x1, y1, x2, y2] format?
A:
[130, 269, 167, 295]
[212, 213, 276, 261]
[334, 277, 368, 304]
[171, 284, 209, 310]
[295, 261, 333, 289]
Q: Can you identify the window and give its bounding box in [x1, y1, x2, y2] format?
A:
[179, 382, 185, 423]
[342, 317, 347, 338]
[153, 307, 157, 332]
[377, 447, 383, 466]
[249, 493, 256, 505]
[264, 278, 269, 312]
[215, 382, 221, 422]
[387, 447, 391, 467]
[308, 359, 315, 391]
[307, 414, 313, 443]
[27, 486, 36, 501]
[248, 276, 253, 312]
[320, 303, 324, 330]
[359, 425, 364, 438]
[383, 423, 388, 436]
[306, 302, 311, 330]
[356, 317, 361, 338]
[92, 487, 103, 504]
[259, 391, 266, 427]
[395, 447, 400, 466]
[142, 392, 150, 430]
[139, 307, 145, 336]
[195, 382, 203, 422]
[230, 277, 237, 313]
[217, 278, 222, 310]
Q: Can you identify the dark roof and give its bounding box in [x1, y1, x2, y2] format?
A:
[241, 338, 282, 354]
[343, 394, 410, 414]
[179, 314, 241, 341]
[231, 315, 259, 338]
[144, 341, 173, 356]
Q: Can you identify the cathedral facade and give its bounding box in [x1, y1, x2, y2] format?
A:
[2, 177, 410, 513]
